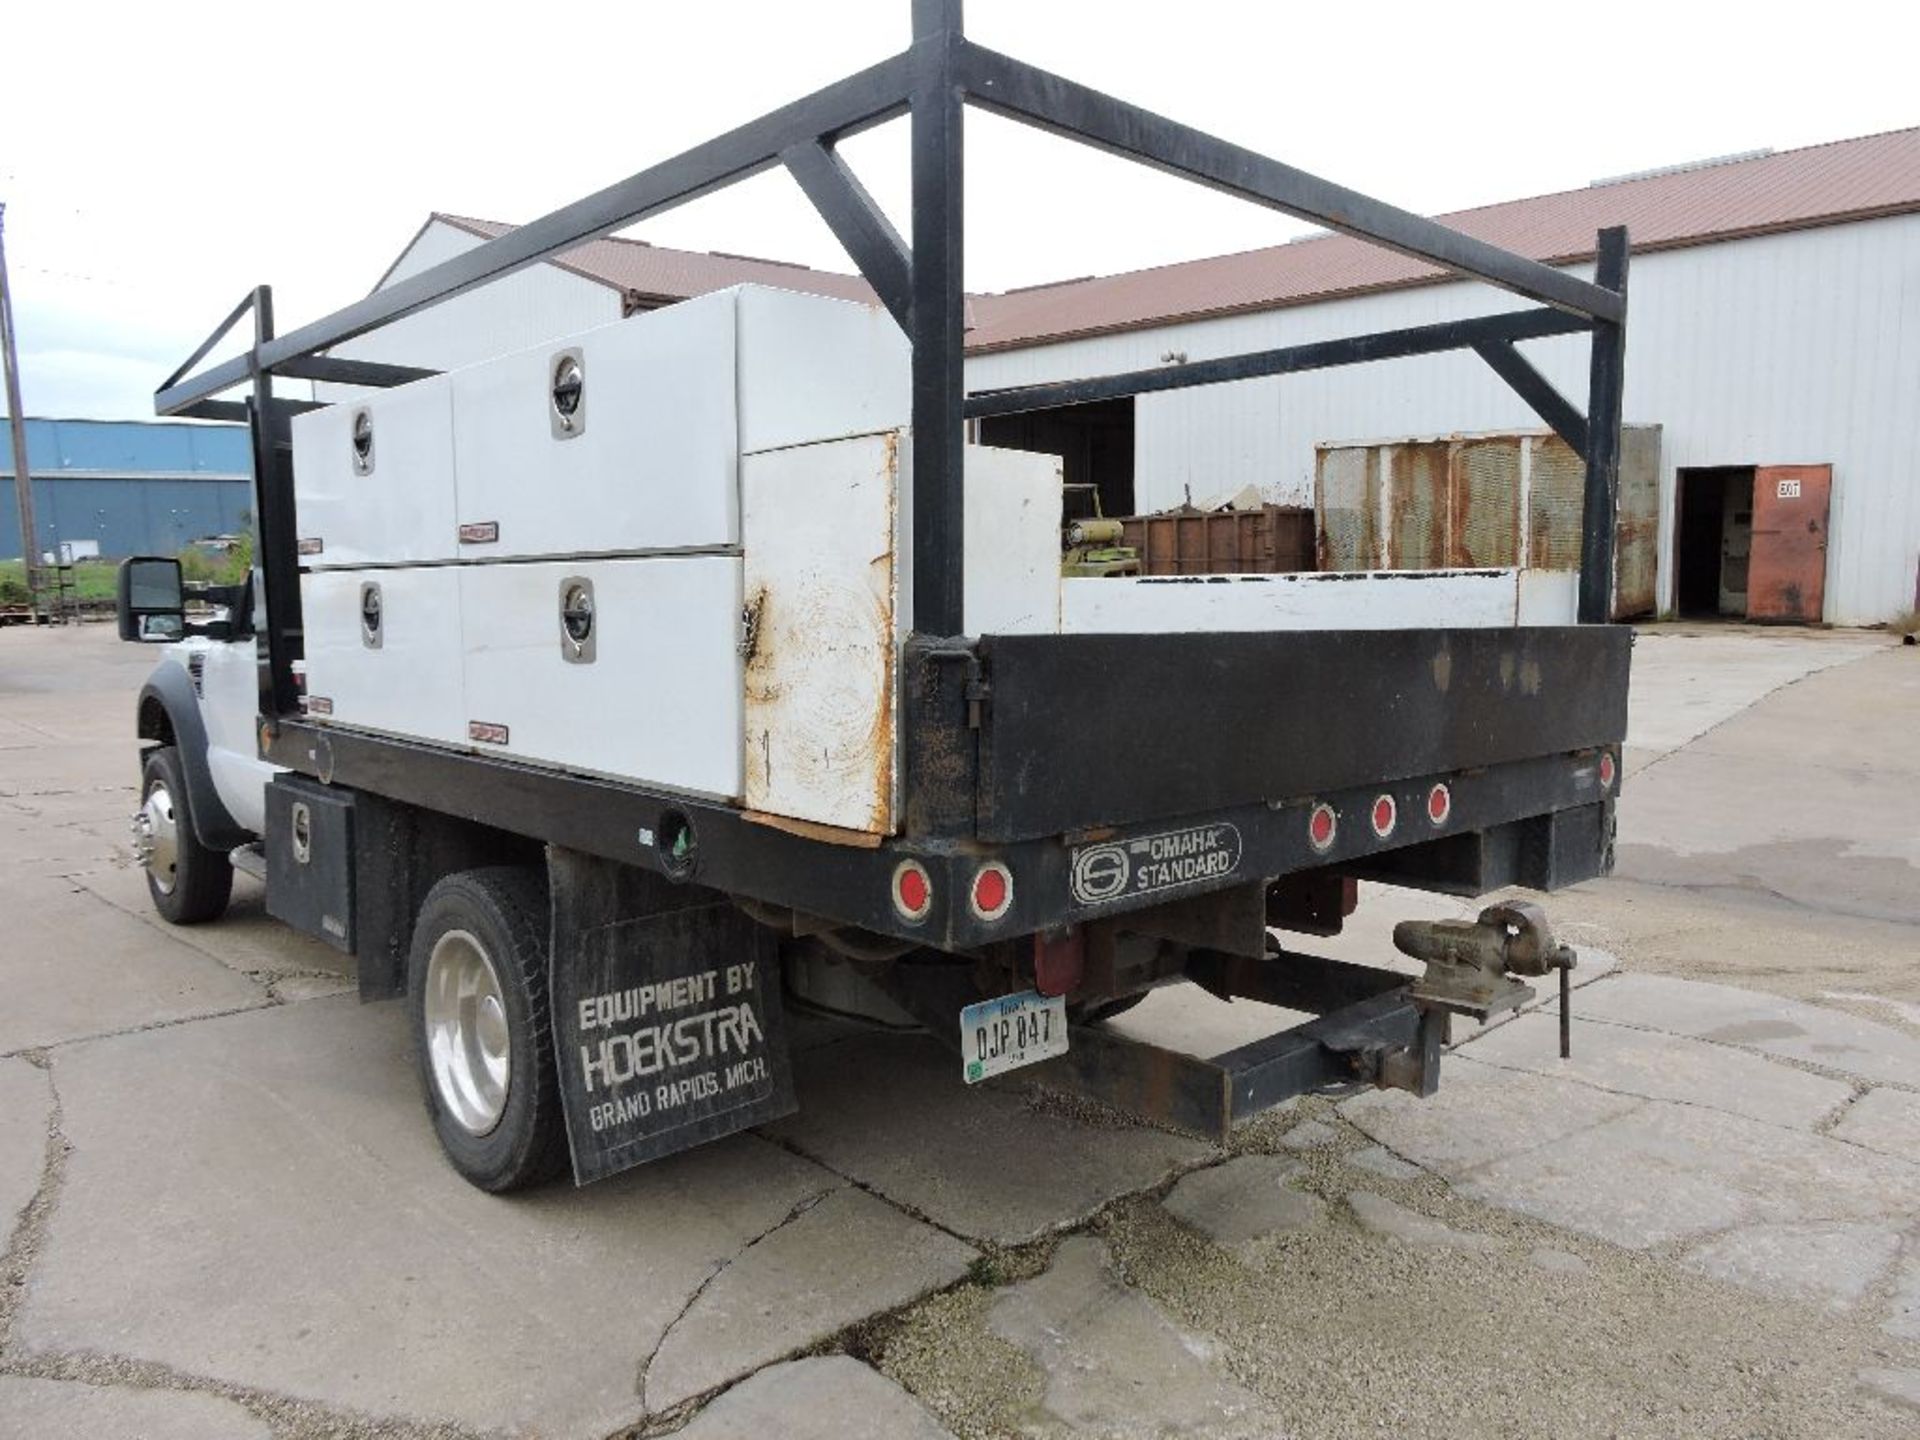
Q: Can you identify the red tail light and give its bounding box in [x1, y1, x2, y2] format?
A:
[892, 860, 932, 923]
[1308, 803, 1337, 851]
[1371, 794, 1397, 838]
[970, 862, 1013, 922]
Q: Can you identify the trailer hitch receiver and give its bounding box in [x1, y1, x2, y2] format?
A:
[1395, 900, 1576, 1030]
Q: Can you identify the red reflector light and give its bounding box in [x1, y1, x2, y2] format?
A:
[892, 860, 932, 923]
[1308, 803, 1337, 851]
[1427, 783, 1452, 826]
[1371, 794, 1397, 838]
[970, 862, 1013, 922]
[1598, 752, 1617, 790]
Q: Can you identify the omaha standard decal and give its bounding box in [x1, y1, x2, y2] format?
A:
[1070, 823, 1243, 908]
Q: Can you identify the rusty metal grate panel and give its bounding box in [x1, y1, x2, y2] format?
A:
[1528, 436, 1586, 571]
[1614, 426, 1661, 617]
[1316, 446, 1377, 570]
[1388, 443, 1450, 570]
[1447, 438, 1522, 568]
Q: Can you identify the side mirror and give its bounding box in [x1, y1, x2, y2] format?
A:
[117, 556, 186, 643]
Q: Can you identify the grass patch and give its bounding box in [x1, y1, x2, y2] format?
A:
[2, 541, 250, 608]
[0, 560, 117, 604]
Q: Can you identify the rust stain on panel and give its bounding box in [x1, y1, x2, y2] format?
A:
[1315, 446, 1377, 571]
[1448, 438, 1522, 568]
[742, 809, 886, 849]
[741, 434, 898, 835]
[1613, 426, 1662, 618]
[1389, 443, 1451, 570]
[1528, 437, 1586, 572]
[1319, 425, 1658, 620]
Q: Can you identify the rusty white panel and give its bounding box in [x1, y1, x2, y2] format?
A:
[458, 556, 743, 798]
[300, 567, 466, 747]
[291, 377, 457, 567]
[1526, 435, 1586, 572]
[741, 432, 900, 834]
[1059, 570, 1527, 633]
[1448, 438, 1523, 568]
[1615, 425, 1662, 618]
[1314, 445, 1376, 570]
[736, 287, 910, 455]
[1387, 442, 1452, 570]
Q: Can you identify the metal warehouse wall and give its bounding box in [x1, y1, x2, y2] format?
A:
[1, 475, 254, 560]
[327, 219, 621, 379]
[965, 213, 1920, 625]
[2, 419, 254, 561]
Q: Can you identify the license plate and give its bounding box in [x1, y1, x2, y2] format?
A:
[961, 990, 1068, 1084]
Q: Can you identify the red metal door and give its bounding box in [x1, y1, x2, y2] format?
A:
[1748, 465, 1831, 622]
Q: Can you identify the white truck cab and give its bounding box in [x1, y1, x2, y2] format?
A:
[125, 573, 281, 922]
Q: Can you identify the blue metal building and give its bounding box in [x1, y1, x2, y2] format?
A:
[1, 418, 254, 561]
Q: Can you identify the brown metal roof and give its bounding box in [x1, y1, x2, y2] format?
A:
[433, 212, 880, 308]
[429, 126, 1920, 352]
[963, 126, 1920, 352]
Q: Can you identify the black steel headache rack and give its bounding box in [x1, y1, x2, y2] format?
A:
[153, 0, 1630, 963]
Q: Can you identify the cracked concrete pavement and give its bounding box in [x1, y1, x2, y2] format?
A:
[3, 622, 1918, 1438]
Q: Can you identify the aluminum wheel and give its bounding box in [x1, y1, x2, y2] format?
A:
[423, 929, 512, 1136]
[133, 780, 181, 896]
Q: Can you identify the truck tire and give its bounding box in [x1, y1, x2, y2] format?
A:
[407, 867, 569, 1192]
[136, 746, 234, 925]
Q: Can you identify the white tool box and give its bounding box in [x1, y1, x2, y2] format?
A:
[734, 285, 911, 455]
[293, 285, 921, 808]
[450, 293, 741, 560]
[447, 285, 913, 562]
[290, 377, 458, 568]
[301, 566, 467, 745]
[458, 556, 744, 797]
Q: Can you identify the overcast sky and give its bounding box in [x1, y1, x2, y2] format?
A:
[3, 0, 1913, 420]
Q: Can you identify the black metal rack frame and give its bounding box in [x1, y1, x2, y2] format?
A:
[151, 0, 1630, 959]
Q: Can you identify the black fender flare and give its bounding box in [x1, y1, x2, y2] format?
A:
[136, 663, 251, 852]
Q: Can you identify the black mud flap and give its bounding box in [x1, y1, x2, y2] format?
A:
[547, 847, 797, 1185]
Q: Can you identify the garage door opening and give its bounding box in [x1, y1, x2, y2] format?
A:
[1675, 467, 1754, 618]
[978, 397, 1135, 520]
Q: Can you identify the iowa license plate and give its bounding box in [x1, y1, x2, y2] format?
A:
[961, 990, 1068, 1084]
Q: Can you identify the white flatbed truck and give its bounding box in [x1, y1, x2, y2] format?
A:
[123, 0, 1631, 1191]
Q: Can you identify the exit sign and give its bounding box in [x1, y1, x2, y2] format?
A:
[1777, 478, 1802, 499]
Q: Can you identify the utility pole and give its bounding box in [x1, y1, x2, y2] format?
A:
[0, 202, 44, 623]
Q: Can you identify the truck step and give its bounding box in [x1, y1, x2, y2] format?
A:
[229, 843, 267, 882]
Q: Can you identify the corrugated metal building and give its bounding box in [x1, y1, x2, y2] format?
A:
[1, 418, 253, 561]
[337, 127, 1920, 625]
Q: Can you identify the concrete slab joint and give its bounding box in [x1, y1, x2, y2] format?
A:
[643, 1185, 977, 1413]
